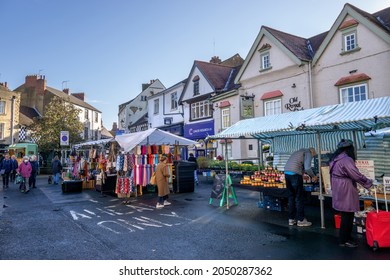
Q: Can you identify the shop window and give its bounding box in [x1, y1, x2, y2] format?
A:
[264, 99, 281, 116]
[0, 101, 5, 114]
[221, 108, 230, 129]
[340, 83, 367, 103]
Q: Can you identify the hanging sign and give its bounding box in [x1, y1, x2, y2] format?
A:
[60, 131, 69, 146]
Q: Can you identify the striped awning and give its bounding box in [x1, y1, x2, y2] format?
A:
[208, 97, 390, 153]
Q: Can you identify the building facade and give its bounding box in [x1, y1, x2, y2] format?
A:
[147, 79, 186, 136]
[118, 79, 165, 133]
[14, 75, 103, 142]
[0, 82, 20, 149]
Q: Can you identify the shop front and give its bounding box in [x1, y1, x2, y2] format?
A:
[184, 120, 215, 158]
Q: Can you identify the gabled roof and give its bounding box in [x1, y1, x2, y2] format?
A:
[312, 3, 390, 63]
[46, 86, 101, 112]
[19, 106, 41, 126]
[235, 3, 390, 83]
[263, 26, 313, 61]
[180, 56, 242, 103]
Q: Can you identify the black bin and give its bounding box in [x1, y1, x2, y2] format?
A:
[172, 160, 196, 193]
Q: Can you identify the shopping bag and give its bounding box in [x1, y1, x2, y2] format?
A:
[15, 174, 24, 184]
[149, 172, 156, 185]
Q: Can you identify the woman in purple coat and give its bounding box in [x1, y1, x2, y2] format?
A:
[17, 156, 32, 193]
[329, 139, 373, 247]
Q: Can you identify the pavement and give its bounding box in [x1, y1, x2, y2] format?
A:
[1, 174, 390, 260]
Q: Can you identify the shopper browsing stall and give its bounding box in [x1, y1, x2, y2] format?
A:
[329, 139, 373, 248]
[155, 155, 171, 209]
[284, 147, 318, 227]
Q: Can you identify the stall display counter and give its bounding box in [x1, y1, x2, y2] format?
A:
[95, 174, 117, 194]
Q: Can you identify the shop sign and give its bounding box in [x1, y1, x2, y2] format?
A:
[60, 131, 69, 146]
[116, 130, 125, 136]
[184, 120, 214, 140]
[285, 97, 304, 111]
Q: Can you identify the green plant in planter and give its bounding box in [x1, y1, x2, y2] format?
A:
[229, 161, 239, 170]
[196, 156, 209, 170]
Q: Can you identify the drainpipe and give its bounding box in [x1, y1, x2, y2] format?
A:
[308, 61, 313, 108]
[11, 96, 15, 145]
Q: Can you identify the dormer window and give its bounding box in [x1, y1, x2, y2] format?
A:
[258, 44, 272, 72]
[339, 19, 360, 54]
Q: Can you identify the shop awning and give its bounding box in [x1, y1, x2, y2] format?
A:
[115, 128, 197, 152]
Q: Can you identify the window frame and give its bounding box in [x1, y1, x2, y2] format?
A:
[264, 98, 282, 116]
[339, 83, 368, 104]
[85, 109, 89, 120]
[261, 52, 271, 70]
[0, 123, 4, 139]
[0, 101, 5, 114]
[171, 91, 178, 110]
[154, 99, 159, 115]
[193, 80, 199, 96]
[221, 143, 233, 159]
[84, 126, 89, 139]
[190, 100, 212, 120]
[221, 107, 230, 129]
[341, 27, 360, 54]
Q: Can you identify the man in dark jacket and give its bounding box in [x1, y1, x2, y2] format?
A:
[10, 154, 18, 182]
[284, 148, 318, 227]
[188, 153, 198, 185]
[0, 154, 12, 189]
[29, 155, 39, 189]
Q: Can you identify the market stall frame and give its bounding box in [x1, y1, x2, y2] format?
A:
[207, 96, 390, 228]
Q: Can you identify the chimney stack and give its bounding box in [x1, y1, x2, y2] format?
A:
[63, 88, 69, 94]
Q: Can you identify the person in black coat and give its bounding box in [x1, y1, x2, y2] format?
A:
[51, 156, 62, 184]
[0, 154, 12, 189]
[29, 155, 39, 189]
[188, 153, 198, 185]
[10, 154, 19, 183]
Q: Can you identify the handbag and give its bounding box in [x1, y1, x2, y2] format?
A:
[149, 172, 156, 185]
[0, 169, 5, 175]
[15, 174, 24, 184]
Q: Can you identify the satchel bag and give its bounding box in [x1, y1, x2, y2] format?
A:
[149, 172, 157, 185]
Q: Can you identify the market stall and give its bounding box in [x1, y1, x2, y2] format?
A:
[115, 128, 197, 197]
[64, 138, 117, 193]
[208, 96, 390, 228]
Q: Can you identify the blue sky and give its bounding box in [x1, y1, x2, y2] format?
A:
[1, 0, 388, 129]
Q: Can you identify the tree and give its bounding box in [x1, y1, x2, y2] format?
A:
[30, 97, 83, 151]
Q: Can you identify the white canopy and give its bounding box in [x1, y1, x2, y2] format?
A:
[115, 128, 197, 152]
[73, 138, 115, 149]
